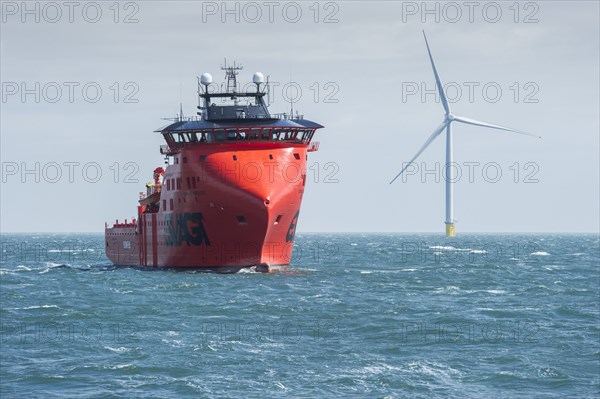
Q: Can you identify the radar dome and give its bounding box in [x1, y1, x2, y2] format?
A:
[200, 73, 213, 85]
[253, 72, 265, 84]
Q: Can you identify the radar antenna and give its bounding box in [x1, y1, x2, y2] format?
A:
[221, 58, 243, 105]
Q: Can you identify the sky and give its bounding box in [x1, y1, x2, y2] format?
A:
[1, 1, 599, 233]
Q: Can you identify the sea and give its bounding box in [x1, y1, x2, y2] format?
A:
[0, 233, 598, 398]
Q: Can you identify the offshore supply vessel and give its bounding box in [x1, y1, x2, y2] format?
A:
[105, 63, 323, 272]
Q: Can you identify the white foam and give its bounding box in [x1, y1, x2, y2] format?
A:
[47, 249, 96, 253]
[531, 251, 550, 256]
[429, 245, 482, 253]
[483, 289, 506, 294]
[435, 285, 460, 292]
[104, 346, 131, 353]
[22, 305, 60, 310]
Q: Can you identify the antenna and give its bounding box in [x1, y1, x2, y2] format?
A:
[221, 58, 243, 105]
[253, 72, 264, 93]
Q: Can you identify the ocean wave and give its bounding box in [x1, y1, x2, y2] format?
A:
[47, 249, 96, 253]
[530, 251, 551, 256]
[429, 245, 486, 254]
[407, 360, 463, 384]
[20, 305, 60, 310]
[483, 289, 506, 294]
[470, 249, 487, 254]
[435, 285, 461, 292]
[104, 346, 132, 353]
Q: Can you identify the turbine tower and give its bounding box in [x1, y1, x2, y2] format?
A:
[390, 31, 540, 237]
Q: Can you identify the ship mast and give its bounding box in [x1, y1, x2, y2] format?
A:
[221, 59, 243, 106]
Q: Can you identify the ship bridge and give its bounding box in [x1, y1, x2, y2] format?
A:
[155, 117, 323, 156]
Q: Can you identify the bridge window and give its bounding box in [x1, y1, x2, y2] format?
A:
[227, 130, 236, 140]
[261, 128, 271, 140]
[250, 128, 261, 140]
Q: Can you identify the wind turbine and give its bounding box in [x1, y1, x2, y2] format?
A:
[390, 31, 540, 237]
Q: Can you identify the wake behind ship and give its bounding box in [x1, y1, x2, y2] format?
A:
[105, 63, 323, 272]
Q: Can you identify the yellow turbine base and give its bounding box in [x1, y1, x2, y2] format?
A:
[445, 223, 456, 237]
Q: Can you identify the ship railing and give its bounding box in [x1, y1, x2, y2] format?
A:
[271, 113, 304, 120]
[307, 141, 320, 152]
[108, 218, 137, 228]
[161, 115, 201, 122]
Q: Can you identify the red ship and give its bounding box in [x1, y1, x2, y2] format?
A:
[105, 63, 323, 272]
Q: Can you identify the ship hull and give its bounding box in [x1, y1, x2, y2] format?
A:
[105, 143, 307, 270]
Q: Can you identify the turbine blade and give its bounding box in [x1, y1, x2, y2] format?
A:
[390, 122, 447, 184]
[423, 31, 450, 115]
[453, 115, 541, 138]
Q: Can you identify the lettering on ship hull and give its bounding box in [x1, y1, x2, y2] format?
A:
[286, 211, 300, 243]
[164, 212, 211, 247]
